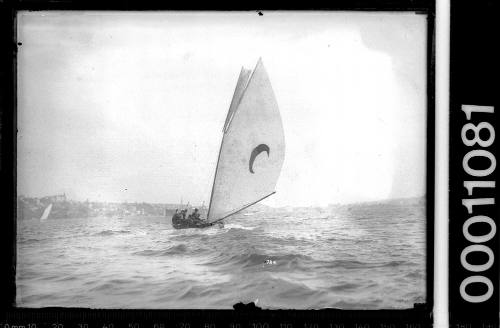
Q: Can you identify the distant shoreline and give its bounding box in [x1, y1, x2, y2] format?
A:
[16, 194, 425, 220]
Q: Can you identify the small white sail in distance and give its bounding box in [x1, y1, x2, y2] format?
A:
[207, 58, 285, 223]
[40, 203, 53, 221]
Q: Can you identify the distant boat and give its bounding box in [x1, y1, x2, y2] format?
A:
[172, 58, 285, 229]
[39, 203, 53, 221]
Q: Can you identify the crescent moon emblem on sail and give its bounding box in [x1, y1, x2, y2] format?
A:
[249, 144, 270, 174]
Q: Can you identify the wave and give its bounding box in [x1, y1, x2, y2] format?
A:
[223, 224, 257, 231]
[204, 251, 315, 270]
[21, 237, 45, 244]
[93, 229, 131, 236]
[162, 244, 189, 255]
[328, 282, 360, 292]
[132, 244, 189, 257]
[317, 259, 409, 270]
[177, 285, 223, 300]
[404, 270, 424, 279]
[88, 279, 134, 292]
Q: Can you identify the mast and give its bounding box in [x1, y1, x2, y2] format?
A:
[206, 129, 227, 221]
[207, 66, 253, 221]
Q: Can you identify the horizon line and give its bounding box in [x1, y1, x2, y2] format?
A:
[17, 193, 426, 208]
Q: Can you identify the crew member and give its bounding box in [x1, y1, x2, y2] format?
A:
[192, 208, 200, 220]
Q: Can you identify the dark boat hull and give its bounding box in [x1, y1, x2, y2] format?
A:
[171, 213, 213, 229]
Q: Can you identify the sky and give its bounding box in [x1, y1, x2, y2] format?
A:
[17, 11, 428, 207]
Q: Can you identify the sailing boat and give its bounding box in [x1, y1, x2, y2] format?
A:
[172, 58, 285, 229]
[39, 203, 53, 222]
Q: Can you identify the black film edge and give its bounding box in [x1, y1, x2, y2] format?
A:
[449, 0, 499, 326]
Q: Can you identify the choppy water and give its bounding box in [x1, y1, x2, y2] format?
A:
[17, 202, 426, 309]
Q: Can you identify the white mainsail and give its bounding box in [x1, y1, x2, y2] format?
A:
[207, 59, 285, 222]
[40, 203, 53, 221]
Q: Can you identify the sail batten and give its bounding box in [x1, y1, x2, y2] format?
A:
[207, 59, 285, 222]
